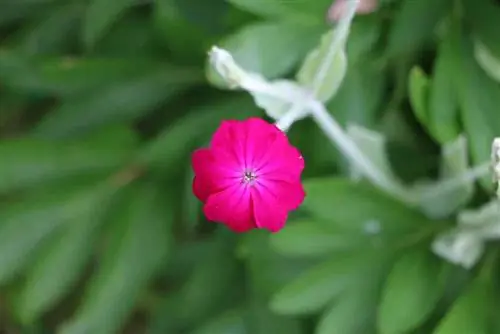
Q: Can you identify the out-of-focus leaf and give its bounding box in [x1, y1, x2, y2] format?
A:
[346, 17, 382, 64]
[428, 29, 460, 144]
[192, 310, 247, 334]
[138, 95, 261, 171]
[454, 30, 500, 188]
[316, 257, 388, 334]
[83, 0, 136, 48]
[92, 13, 162, 57]
[270, 220, 361, 258]
[60, 182, 172, 334]
[247, 298, 303, 334]
[0, 53, 164, 97]
[270, 252, 384, 315]
[378, 248, 449, 334]
[226, 0, 331, 23]
[207, 22, 324, 87]
[434, 270, 491, 334]
[386, 0, 452, 56]
[0, 182, 114, 284]
[0, 0, 55, 26]
[0, 139, 131, 194]
[174, 234, 241, 325]
[33, 66, 202, 138]
[474, 39, 500, 83]
[408, 66, 430, 129]
[461, 0, 500, 57]
[154, 0, 216, 62]
[297, 29, 347, 102]
[14, 185, 116, 323]
[303, 177, 432, 234]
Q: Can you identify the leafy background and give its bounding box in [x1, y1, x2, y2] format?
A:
[1, 0, 500, 333]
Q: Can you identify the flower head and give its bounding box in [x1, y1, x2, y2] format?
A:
[192, 118, 305, 233]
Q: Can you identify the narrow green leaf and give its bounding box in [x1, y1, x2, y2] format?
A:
[428, 29, 460, 144]
[297, 29, 347, 102]
[386, 0, 452, 56]
[270, 253, 381, 315]
[60, 182, 172, 334]
[316, 259, 388, 334]
[378, 249, 448, 334]
[14, 186, 116, 323]
[434, 272, 491, 334]
[207, 22, 323, 87]
[270, 220, 364, 258]
[33, 66, 201, 138]
[0, 139, 130, 194]
[303, 177, 430, 233]
[408, 66, 430, 128]
[0, 183, 113, 284]
[83, 0, 136, 48]
[192, 310, 247, 334]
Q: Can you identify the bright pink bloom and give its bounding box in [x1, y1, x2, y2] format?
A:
[191, 118, 305, 233]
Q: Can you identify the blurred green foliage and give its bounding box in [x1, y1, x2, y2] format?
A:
[1, 0, 500, 333]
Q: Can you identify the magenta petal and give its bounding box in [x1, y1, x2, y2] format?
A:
[260, 179, 305, 210]
[203, 184, 255, 232]
[251, 187, 288, 233]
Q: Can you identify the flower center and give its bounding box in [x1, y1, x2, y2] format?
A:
[242, 170, 258, 184]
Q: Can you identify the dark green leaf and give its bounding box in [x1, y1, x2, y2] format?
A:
[192, 310, 247, 334]
[270, 253, 384, 315]
[0, 182, 114, 284]
[14, 185, 116, 323]
[60, 181, 172, 334]
[387, 0, 452, 56]
[434, 271, 491, 334]
[303, 177, 431, 234]
[0, 139, 131, 194]
[461, 0, 500, 58]
[378, 248, 449, 334]
[33, 65, 202, 138]
[408, 66, 430, 130]
[83, 0, 136, 48]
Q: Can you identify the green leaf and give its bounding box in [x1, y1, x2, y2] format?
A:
[33, 65, 201, 138]
[0, 0, 55, 27]
[303, 177, 430, 234]
[316, 258, 388, 334]
[138, 95, 261, 172]
[408, 66, 430, 128]
[0, 53, 164, 97]
[346, 17, 382, 64]
[0, 139, 130, 194]
[83, 0, 136, 48]
[270, 253, 383, 315]
[297, 29, 347, 102]
[434, 272, 491, 334]
[474, 39, 500, 83]
[271, 220, 363, 258]
[454, 30, 500, 187]
[60, 182, 172, 334]
[378, 248, 448, 334]
[192, 310, 247, 334]
[8, 3, 82, 55]
[14, 186, 116, 323]
[226, 0, 330, 23]
[386, 0, 452, 56]
[461, 0, 500, 58]
[207, 21, 324, 87]
[0, 182, 113, 284]
[428, 28, 460, 144]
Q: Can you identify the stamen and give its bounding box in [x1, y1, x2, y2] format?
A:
[242, 170, 257, 184]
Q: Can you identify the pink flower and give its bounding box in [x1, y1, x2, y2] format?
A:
[191, 118, 305, 233]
